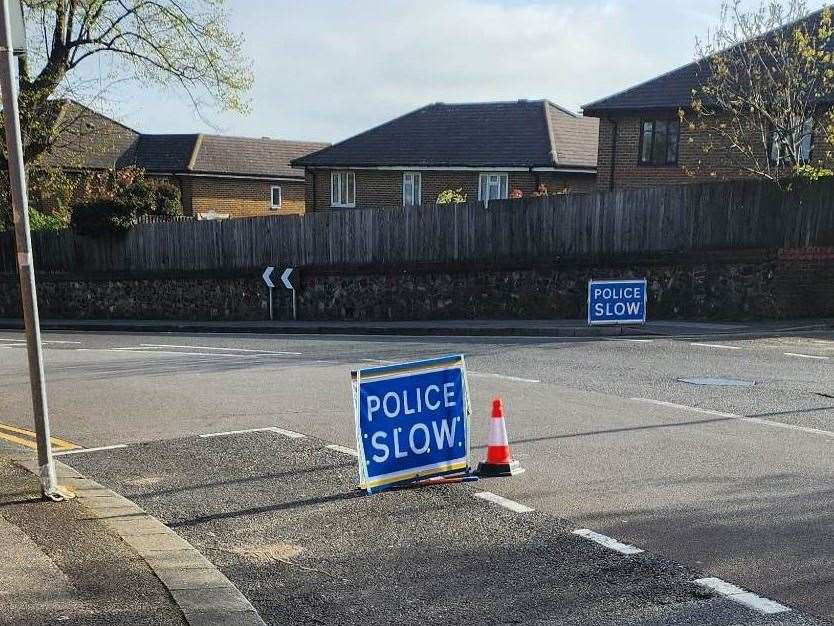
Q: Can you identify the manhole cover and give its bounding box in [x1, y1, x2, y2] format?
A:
[678, 377, 755, 387]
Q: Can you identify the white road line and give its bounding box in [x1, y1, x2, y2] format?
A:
[53, 444, 127, 456]
[631, 398, 834, 439]
[784, 352, 830, 361]
[469, 372, 541, 384]
[630, 398, 737, 418]
[200, 427, 288, 439]
[0, 339, 80, 345]
[326, 444, 358, 457]
[573, 529, 644, 555]
[139, 344, 302, 356]
[78, 348, 257, 358]
[361, 359, 539, 384]
[271, 427, 307, 439]
[694, 577, 790, 615]
[474, 491, 535, 514]
[690, 342, 742, 350]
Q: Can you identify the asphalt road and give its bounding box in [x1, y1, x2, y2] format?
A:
[2, 327, 834, 621]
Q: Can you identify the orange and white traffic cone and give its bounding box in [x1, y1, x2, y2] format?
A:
[477, 397, 525, 477]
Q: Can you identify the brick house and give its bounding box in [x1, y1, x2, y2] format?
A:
[41, 102, 327, 217]
[292, 100, 599, 211]
[583, 11, 830, 190]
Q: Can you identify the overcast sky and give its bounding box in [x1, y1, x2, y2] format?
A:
[108, 0, 827, 143]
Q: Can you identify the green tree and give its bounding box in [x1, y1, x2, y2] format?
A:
[0, 1, 251, 229]
[687, 0, 834, 185]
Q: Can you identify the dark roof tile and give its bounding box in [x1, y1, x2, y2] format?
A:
[294, 100, 598, 170]
[584, 9, 827, 115]
[191, 136, 328, 178]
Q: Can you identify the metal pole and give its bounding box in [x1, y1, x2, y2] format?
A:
[0, 0, 70, 501]
[269, 286, 273, 321]
[292, 289, 297, 321]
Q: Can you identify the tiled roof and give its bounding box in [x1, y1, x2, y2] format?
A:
[583, 62, 704, 115]
[42, 101, 327, 179]
[191, 135, 329, 178]
[547, 102, 599, 168]
[43, 101, 139, 170]
[584, 8, 827, 115]
[293, 100, 598, 170]
[123, 134, 199, 172]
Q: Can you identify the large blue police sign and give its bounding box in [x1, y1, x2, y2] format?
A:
[587, 279, 648, 326]
[351, 355, 471, 493]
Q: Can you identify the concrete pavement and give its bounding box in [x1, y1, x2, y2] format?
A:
[0, 454, 186, 626]
[2, 327, 834, 622]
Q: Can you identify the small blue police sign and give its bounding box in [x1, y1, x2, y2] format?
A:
[588, 279, 648, 326]
[351, 355, 471, 493]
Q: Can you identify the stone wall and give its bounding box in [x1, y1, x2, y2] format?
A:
[2, 248, 832, 322]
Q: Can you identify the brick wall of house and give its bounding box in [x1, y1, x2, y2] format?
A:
[305, 168, 596, 211]
[179, 176, 306, 218]
[596, 112, 834, 190]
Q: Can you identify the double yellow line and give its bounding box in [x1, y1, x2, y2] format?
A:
[0, 422, 80, 452]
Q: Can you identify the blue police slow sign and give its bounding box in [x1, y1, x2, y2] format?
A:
[351, 355, 471, 493]
[588, 279, 648, 326]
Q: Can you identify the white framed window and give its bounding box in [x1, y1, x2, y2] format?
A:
[770, 118, 814, 165]
[331, 171, 356, 208]
[402, 172, 422, 207]
[478, 173, 509, 205]
[270, 186, 282, 210]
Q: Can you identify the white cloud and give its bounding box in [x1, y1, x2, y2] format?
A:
[107, 0, 826, 142]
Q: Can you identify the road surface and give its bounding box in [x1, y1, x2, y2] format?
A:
[1, 327, 833, 621]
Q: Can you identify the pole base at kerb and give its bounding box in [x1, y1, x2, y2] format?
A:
[42, 485, 76, 502]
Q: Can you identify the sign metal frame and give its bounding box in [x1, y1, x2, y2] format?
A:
[351, 355, 472, 494]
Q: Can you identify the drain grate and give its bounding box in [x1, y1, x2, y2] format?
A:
[678, 377, 756, 387]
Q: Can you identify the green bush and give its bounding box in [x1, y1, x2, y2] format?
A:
[153, 182, 183, 216]
[119, 182, 157, 216]
[70, 199, 136, 237]
[29, 207, 68, 231]
[436, 188, 467, 205]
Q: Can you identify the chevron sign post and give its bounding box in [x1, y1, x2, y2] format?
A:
[262, 266, 298, 321]
[281, 268, 298, 320]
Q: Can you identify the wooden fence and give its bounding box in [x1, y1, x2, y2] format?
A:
[1, 179, 833, 275]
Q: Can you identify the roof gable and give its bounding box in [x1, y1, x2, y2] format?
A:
[583, 8, 827, 116]
[294, 100, 597, 169]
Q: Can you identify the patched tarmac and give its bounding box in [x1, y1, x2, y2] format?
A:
[67, 431, 828, 625]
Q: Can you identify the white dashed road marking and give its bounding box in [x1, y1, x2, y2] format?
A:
[630, 398, 737, 418]
[690, 343, 741, 350]
[631, 398, 834, 439]
[474, 491, 535, 514]
[784, 352, 830, 361]
[694, 577, 790, 615]
[53, 444, 128, 456]
[200, 427, 296, 439]
[79, 348, 254, 358]
[326, 444, 359, 457]
[139, 343, 302, 356]
[361, 359, 539, 384]
[271, 427, 307, 439]
[469, 372, 541, 384]
[572, 529, 644, 555]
